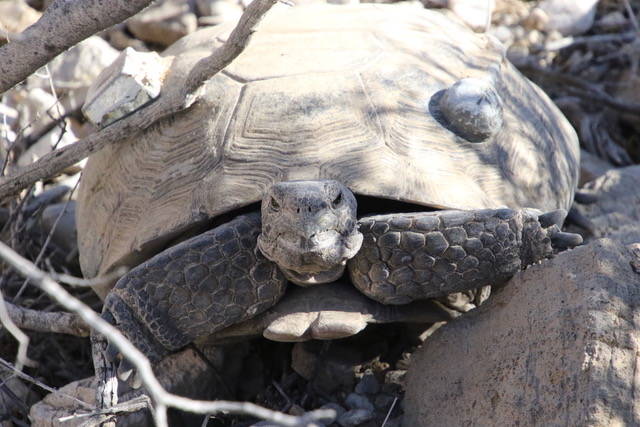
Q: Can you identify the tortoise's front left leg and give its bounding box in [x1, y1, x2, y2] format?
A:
[101, 212, 287, 364]
[349, 208, 582, 305]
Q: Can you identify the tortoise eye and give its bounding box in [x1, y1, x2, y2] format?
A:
[270, 197, 280, 212]
[331, 191, 343, 209]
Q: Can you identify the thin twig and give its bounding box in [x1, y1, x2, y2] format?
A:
[381, 397, 398, 427]
[544, 31, 637, 51]
[0, 291, 36, 370]
[520, 63, 640, 116]
[57, 395, 152, 422]
[272, 380, 292, 407]
[0, 357, 93, 410]
[14, 177, 79, 300]
[623, 0, 639, 33]
[48, 266, 128, 288]
[0, 242, 336, 426]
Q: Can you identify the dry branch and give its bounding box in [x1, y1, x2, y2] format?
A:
[2, 299, 89, 336]
[0, 291, 34, 370]
[0, 357, 94, 410]
[521, 63, 640, 116]
[0, 242, 335, 426]
[57, 395, 151, 424]
[0, 0, 279, 202]
[0, 0, 153, 94]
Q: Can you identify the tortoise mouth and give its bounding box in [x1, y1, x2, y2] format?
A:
[257, 228, 364, 285]
[281, 263, 347, 287]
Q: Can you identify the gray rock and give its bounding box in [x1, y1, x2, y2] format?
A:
[344, 393, 374, 412]
[579, 149, 615, 186]
[0, 102, 18, 129]
[0, 0, 41, 43]
[596, 11, 627, 32]
[578, 166, 640, 244]
[197, 0, 243, 25]
[490, 25, 514, 46]
[383, 370, 405, 386]
[18, 125, 79, 168]
[404, 238, 640, 426]
[289, 340, 360, 394]
[531, 0, 599, 36]
[27, 36, 119, 97]
[127, 0, 198, 47]
[355, 373, 380, 395]
[41, 201, 78, 255]
[82, 48, 171, 128]
[0, 370, 38, 425]
[320, 402, 346, 418]
[448, 0, 494, 32]
[337, 409, 374, 427]
[8, 87, 64, 138]
[0, 103, 18, 154]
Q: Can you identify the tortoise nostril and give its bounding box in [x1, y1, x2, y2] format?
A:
[332, 191, 343, 209]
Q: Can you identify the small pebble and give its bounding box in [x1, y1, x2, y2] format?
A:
[384, 370, 406, 386]
[512, 26, 525, 40]
[506, 45, 529, 67]
[345, 392, 375, 412]
[337, 409, 375, 427]
[320, 402, 346, 418]
[355, 373, 380, 395]
[491, 25, 513, 45]
[597, 11, 627, 31]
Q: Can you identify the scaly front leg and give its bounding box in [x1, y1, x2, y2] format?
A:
[349, 208, 582, 305]
[101, 212, 287, 366]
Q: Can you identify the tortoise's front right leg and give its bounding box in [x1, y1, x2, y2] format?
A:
[349, 208, 582, 305]
[101, 212, 288, 363]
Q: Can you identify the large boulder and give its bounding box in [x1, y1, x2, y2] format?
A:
[578, 166, 640, 244]
[404, 238, 640, 426]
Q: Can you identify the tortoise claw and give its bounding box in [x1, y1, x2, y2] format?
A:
[538, 209, 566, 228]
[574, 191, 598, 205]
[130, 371, 142, 389]
[551, 231, 583, 250]
[567, 206, 596, 236]
[105, 341, 120, 363]
[117, 358, 134, 382]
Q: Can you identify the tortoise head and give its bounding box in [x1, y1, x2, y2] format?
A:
[257, 180, 363, 286]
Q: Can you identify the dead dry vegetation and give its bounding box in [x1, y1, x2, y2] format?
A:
[0, 0, 639, 425]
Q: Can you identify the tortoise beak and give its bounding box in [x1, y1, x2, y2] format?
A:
[257, 179, 362, 286]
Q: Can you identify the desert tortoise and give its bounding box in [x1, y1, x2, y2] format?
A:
[77, 4, 581, 365]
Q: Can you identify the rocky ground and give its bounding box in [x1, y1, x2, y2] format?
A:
[1, 0, 639, 426]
